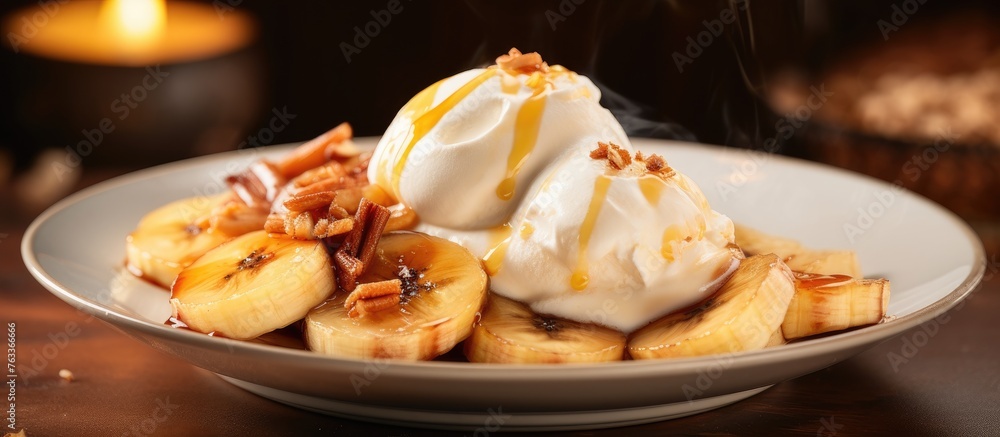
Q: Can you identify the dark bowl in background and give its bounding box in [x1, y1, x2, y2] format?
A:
[4, 47, 266, 168]
[771, 0, 1000, 251]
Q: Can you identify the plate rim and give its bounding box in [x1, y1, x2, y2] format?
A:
[21, 138, 987, 381]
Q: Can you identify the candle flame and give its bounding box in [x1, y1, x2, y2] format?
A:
[101, 0, 166, 42]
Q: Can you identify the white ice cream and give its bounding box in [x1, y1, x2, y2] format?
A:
[368, 66, 630, 229]
[419, 146, 738, 332]
[369, 56, 738, 333]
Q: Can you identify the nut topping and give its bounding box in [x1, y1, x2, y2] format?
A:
[590, 142, 675, 178]
[334, 198, 391, 292]
[496, 48, 549, 75]
[589, 142, 632, 170]
[344, 279, 402, 318]
[283, 191, 337, 212]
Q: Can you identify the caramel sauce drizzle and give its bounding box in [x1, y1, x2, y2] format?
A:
[496, 87, 547, 201]
[387, 69, 499, 198]
[482, 223, 513, 275]
[794, 272, 854, 289]
[519, 222, 535, 239]
[661, 225, 685, 262]
[376, 79, 442, 193]
[638, 175, 665, 205]
[570, 175, 612, 290]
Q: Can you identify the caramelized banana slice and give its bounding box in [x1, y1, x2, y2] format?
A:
[126, 194, 238, 288]
[464, 293, 626, 364]
[735, 224, 862, 277]
[170, 230, 334, 339]
[628, 254, 795, 359]
[304, 232, 487, 361]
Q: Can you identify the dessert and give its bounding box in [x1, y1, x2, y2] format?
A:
[464, 293, 627, 364]
[125, 194, 238, 288]
[782, 272, 889, 340]
[305, 232, 487, 361]
[124, 48, 891, 364]
[370, 49, 739, 333]
[368, 49, 630, 228]
[169, 230, 333, 340]
[628, 254, 794, 359]
[735, 223, 860, 278]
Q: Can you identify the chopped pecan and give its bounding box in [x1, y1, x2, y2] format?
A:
[334, 249, 363, 278]
[589, 142, 674, 178]
[608, 147, 631, 170]
[283, 191, 337, 212]
[227, 161, 286, 208]
[357, 201, 391, 269]
[643, 154, 675, 177]
[344, 279, 402, 318]
[275, 122, 353, 179]
[264, 214, 286, 234]
[296, 176, 361, 196]
[314, 217, 354, 238]
[590, 142, 631, 170]
[496, 48, 549, 74]
[294, 161, 348, 188]
[328, 203, 352, 220]
[287, 213, 315, 239]
[334, 198, 391, 292]
[589, 142, 610, 160]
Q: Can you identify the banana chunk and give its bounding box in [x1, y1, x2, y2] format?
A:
[464, 294, 626, 364]
[782, 273, 889, 340]
[126, 194, 237, 288]
[735, 224, 861, 278]
[304, 232, 487, 361]
[170, 230, 334, 340]
[628, 254, 796, 359]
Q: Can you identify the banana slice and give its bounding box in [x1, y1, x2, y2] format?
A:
[782, 273, 889, 340]
[766, 328, 786, 347]
[628, 254, 795, 359]
[304, 232, 487, 361]
[126, 194, 237, 288]
[171, 230, 334, 340]
[464, 294, 626, 364]
[735, 224, 861, 277]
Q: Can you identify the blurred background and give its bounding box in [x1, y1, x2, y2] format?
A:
[1, 0, 998, 250]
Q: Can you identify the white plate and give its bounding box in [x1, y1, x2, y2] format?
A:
[22, 138, 985, 431]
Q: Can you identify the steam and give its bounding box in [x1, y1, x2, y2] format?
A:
[595, 80, 697, 141]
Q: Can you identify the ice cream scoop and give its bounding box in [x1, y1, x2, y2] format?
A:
[487, 143, 738, 332]
[368, 49, 630, 230]
[419, 142, 739, 332]
[370, 49, 739, 332]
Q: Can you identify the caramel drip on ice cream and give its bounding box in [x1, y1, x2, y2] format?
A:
[496, 88, 547, 200]
[661, 225, 685, 262]
[571, 175, 612, 291]
[638, 175, 665, 205]
[388, 69, 498, 198]
[401, 79, 444, 118]
[376, 79, 443, 192]
[519, 222, 535, 239]
[483, 223, 513, 275]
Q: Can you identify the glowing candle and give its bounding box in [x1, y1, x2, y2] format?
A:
[2, 0, 255, 66]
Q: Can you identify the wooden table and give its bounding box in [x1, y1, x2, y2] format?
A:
[3, 168, 999, 436]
